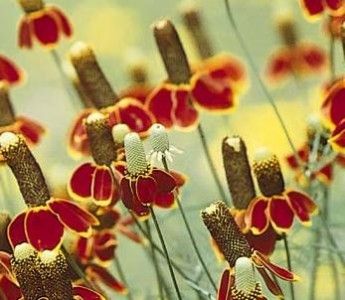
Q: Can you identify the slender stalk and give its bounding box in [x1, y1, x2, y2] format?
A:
[114, 257, 133, 300]
[309, 219, 321, 300]
[162, 156, 217, 291]
[223, 0, 301, 166]
[149, 206, 183, 300]
[282, 234, 295, 300]
[145, 220, 165, 300]
[329, 32, 336, 81]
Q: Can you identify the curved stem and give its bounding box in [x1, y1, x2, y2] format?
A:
[282, 234, 295, 300]
[162, 156, 217, 291]
[114, 257, 133, 300]
[223, 0, 300, 165]
[149, 206, 183, 300]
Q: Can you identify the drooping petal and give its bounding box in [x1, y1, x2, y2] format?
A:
[50, 6, 73, 37]
[169, 170, 187, 188]
[330, 118, 345, 153]
[92, 167, 115, 206]
[86, 265, 127, 294]
[0, 252, 12, 275]
[316, 164, 333, 184]
[268, 196, 294, 234]
[7, 213, 27, 249]
[73, 285, 106, 300]
[266, 48, 292, 83]
[25, 207, 64, 251]
[75, 237, 93, 264]
[173, 87, 199, 129]
[117, 224, 143, 244]
[217, 269, 232, 300]
[255, 266, 283, 297]
[16, 116, 45, 145]
[298, 43, 327, 73]
[135, 176, 157, 205]
[93, 231, 117, 263]
[245, 197, 269, 235]
[48, 198, 99, 237]
[68, 163, 96, 201]
[120, 178, 135, 210]
[325, 0, 345, 15]
[245, 225, 278, 257]
[0, 55, 23, 85]
[286, 190, 318, 224]
[300, 0, 324, 18]
[0, 276, 22, 300]
[32, 11, 59, 47]
[18, 17, 33, 49]
[286, 146, 309, 169]
[154, 192, 175, 209]
[151, 168, 177, 193]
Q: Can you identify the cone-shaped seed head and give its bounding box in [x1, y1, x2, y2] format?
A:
[124, 132, 148, 176]
[150, 123, 170, 153]
[18, 0, 44, 13]
[0, 82, 15, 127]
[201, 201, 251, 267]
[112, 123, 130, 145]
[222, 137, 256, 210]
[70, 41, 117, 109]
[0, 132, 50, 207]
[234, 257, 256, 294]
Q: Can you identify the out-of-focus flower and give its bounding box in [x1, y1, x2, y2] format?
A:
[0, 213, 11, 253]
[326, 13, 345, 38]
[299, 0, 345, 20]
[68, 42, 154, 158]
[0, 54, 24, 86]
[0, 82, 45, 161]
[201, 202, 298, 298]
[245, 152, 317, 235]
[17, 0, 72, 49]
[266, 14, 326, 84]
[329, 118, 345, 153]
[0, 132, 98, 251]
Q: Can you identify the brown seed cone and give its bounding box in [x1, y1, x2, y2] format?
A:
[70, 42, 118, 109]
[18, 0, 44, 13]
[153, 19, 191, 84]
[277, 15, 297, 48]
[181, 5, 214, 59]
[0, 133, 50, 207]
[253, 154, 285, 197]
[11, 244, 46, 300]
[222, 136, 256, 210]
[38, 251, 74, 300]
[0, 212, 12, 253]
[85, 112, 117, 166]
[201, 201, 251, 267]
[0, 83, 16, 127]
[129, 63, 148, 84]
[71, 74, 95, 108]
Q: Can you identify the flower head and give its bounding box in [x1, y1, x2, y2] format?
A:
[299, 0, 345, 20]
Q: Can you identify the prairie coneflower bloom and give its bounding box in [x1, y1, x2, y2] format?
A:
[245, 153, 318, 235]
[0, 82, 45, 161]
[300, 0, 345, 19]
[201, 202, 298, 298]
[0, 54, 24, 86]
[17, 0, 72, 49]
[0, 132, 98, 251]
[0, 243, 104, 299]
[68, 42, 154, 158]
[266, 14, 327, 84]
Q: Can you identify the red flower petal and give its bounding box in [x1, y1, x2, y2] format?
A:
[245, 225, 278, 257]
[173, 87, 199, 129]
[286, 190, 318, 224]
[0, 252, 12, 275]
[16, 116, 45, 145]
[92, 167, 115, 206]
[268, 196, 294, 234]
[69, 163, 96, 201]
[325, 0, 345, 14]
[25, 207, 64, 251]
[154, 192, 175, 208]
[93, 231, 117, 262]
[245, 197, 269, 235]
[7, 213, 27, 249]
[0, 276, 22, 300]
[48, 198, 99, 237]
[50, 6, 73, 37]
[151, 168, 177, 193]
[86, 265, 127, 294]
[298, 43, 327, 73]
[300, 0, 324, 17]
[75, 237, 93, 264]
[266, 48, 292, 83]
[32, 11, 59, 46]
[330, 118, 345, 153]
[255, 266, 283, 296]
[120, 178, 135, 210]
[217, 269, 232, 300]
[18, 18, 33, 49]
[73, 285, 106, 300]
[0, 55, 23, 85]
[169, 170, 187, 188]
[117, 224, 143, 244]
[135, 176, 157, 205]
[286, 146, 309, 169]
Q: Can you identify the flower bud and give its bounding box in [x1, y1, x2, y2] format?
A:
[18, 0, 44, 13]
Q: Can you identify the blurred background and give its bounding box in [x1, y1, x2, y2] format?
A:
[1, 0, 345, 299]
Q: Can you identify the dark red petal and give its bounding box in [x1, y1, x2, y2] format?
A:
[18, 18, 33, 49]
[268, 196, 294, 234]
[298, 43, 327, 72]
[146, 84, 175, 129]
[48, 198, 99, 237]
[117, 224, 144, 244]
[0, 252, 12, 275]
[286, 190, 318, 224]
[256, 266, 283, 296]
[50, 6, 73, 37]
[173, 87, 199, 129]
[245, 197, 269, 235]
[75, 237, 93, 264]
[32, 11, 59, 46]
[0, 276, 22, 300]
[73, 285, 106, 300]
[151, 168, 177, 193]
[286, 146, 309, 169]
[330, 119, 345, 153]
[266, 48, 292, 82]
[120, 178, 135, 210]
[94, 231, 117, 262]
[7, 213, 27, 249]
[169, 170, 187, 188]
[68, 163, 96, 201]
[245, 225, 278, 257]
[154, 192, 175, 208]
[92, 167, 114, 206]
[135, 176, 157, 204]
[325, 0, 345, 13]
[217, 269, 232, 300]
[86, 265, 127, 294]
[0, 55, 23, 85]
[16, 116, 45, 145]
[25, 208, 64, 251]
[300, 0, 324, 17]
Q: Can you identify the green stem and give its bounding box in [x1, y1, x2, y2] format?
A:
[114, 257, 133, 300]
[282, 234, 295, 300]
[149, 206, 182, 300]
[329, 32, 336, 81]
[162, 156, 217, 291]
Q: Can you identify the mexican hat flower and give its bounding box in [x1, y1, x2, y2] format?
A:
[201, 202, 298, 298]
[17, 0, 72, 49]
[0, 243, 105, 299]
[0, 54, 24, 86]
[68, 42, 154, 158]
[120, 132, 179, 217]
[68, 112, 122, 207]
[300, 0, 345, 19]
[0, 132, 98, 251]
[0, 82, 45, 161]
[266, 14, 326, 84]
[245, 152, 318, 235]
